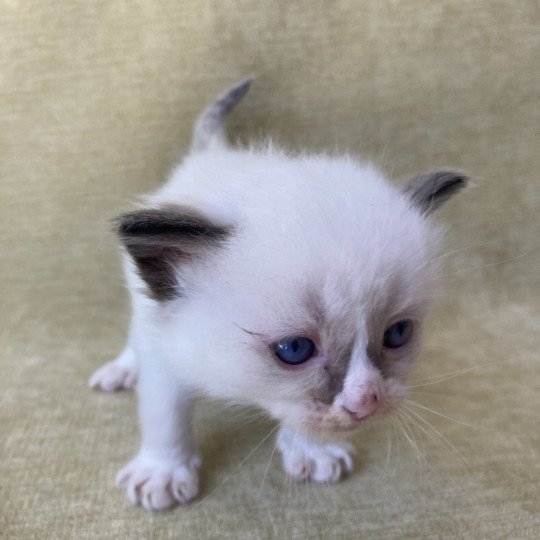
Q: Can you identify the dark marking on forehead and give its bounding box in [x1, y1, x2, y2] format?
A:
[310, 341, 354, 404]
[303, 289, 327, 326]
[302, 287, 358, 404]
[366, 340, 389, 377]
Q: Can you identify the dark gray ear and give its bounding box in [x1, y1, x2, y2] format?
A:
[403, 170, 468, 214]
[115, 205, 232, 301]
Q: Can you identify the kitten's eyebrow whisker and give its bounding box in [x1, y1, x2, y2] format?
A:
[426, 237, 513, 265]
[427, 244, 478, 264]
[431, 249, 534, 280]
[407, 360, 507, 387]
[233, 322, 266, 338]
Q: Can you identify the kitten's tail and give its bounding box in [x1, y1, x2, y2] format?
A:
[191, 77, 252, 152]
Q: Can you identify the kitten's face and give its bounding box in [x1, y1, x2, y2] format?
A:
[120, 155, 465, 436]
[244, 285, 426, 433]
[189, 239, 433, 434]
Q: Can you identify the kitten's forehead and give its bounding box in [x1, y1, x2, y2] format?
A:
[218, 210, 435, 342]
[181, 151, 438, 332]
[308, 255, 431, 326]
[262, 259, 427, 362]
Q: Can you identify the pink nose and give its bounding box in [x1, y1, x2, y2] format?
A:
[342, 386, 380, 420]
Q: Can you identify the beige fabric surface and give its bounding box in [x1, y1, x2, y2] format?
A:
[1, 1, 539, 538]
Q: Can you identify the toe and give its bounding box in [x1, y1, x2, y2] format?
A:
[115, 457, 200, 510]
[89, 362, 137, 392]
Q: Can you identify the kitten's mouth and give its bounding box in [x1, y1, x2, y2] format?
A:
[305, 406, 381, 433]
[342, 407, 378, 423]
[332, 409, 378, 432]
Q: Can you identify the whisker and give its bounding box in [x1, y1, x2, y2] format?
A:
[191, 408, 270, 430]
[257, 435, 279, 498]
[402, 405, 469, 466]
[406, 399, 476, 428]
[398, 409, 450, 469]
[408, 390, 449, 397]
[383, 427, 392, 473]
[425, 233, 535, 266]
[391, 420, 400, 468]
[388, 419, 402, 480]
[192, 423, 279, 508]
[426, 240, 500, 265]
[431, 249, 534, 280]
[408, 361, 506, 388]
[233, 322, 266, 338]
[375, 425, 394, 487]
[393, 412, 426, 466]
[305, 436, 312, 531]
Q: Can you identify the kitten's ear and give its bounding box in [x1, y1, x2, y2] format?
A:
[403, 170, 468, 215]
[115, 204, 232, 301]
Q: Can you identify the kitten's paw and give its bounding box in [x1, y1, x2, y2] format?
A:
[89, 360, 137, 392]
[277, 431, 354, 484]
[89, 346, 137, 392]
[116, 453, 201, 511]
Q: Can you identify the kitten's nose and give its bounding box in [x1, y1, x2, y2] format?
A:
[342, 384, 380, 421]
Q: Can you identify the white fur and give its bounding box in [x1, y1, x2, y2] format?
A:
[89, 345, 137, 391]
[90, 83, 451, 510]
[277, 425, 355, 483]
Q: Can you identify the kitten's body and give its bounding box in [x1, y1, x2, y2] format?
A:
[90, 79, 467, 511]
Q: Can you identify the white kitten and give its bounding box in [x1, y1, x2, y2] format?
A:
[90, 79, 467, 511]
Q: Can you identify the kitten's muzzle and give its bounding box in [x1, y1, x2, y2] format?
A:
[340, 384, 380, 421]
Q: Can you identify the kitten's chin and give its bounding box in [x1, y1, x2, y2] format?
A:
[260, 377, 408, 434]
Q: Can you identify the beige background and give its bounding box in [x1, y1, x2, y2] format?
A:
[1, 1, 539, 538]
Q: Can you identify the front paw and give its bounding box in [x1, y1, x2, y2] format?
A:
[116, 453, 201, 511]
[89, 360, 137, 392]
[277, 430, 354, 484]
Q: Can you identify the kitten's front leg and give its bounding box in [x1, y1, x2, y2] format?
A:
[116, 358, 200, 511]
[276, 425, 355, 484]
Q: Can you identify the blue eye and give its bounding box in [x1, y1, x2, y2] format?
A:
[383, 320, 413, 349]
[273, 337, 316, 365]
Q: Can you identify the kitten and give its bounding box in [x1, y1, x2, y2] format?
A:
[89, 78, 467, 511]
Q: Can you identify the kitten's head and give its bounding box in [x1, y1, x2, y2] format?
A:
[118, 152, 466, 434]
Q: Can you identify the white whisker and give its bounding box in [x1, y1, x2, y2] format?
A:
[375, 425, 394, 487]
[394, 412, 426, 466]
[193, 424, 278, 508]
[408, 361, 506, 388]
[402, 405, 469, 466]
[432, 250, 534, 279]
[257, 435, 279, 497]
[427, 242, 491, 264]
[406, 399, 476, 428]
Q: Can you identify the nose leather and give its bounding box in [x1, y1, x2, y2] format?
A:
[342, 382, 380, 419]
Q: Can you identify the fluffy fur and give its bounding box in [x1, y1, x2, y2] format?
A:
[89, 79, 467, 511]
